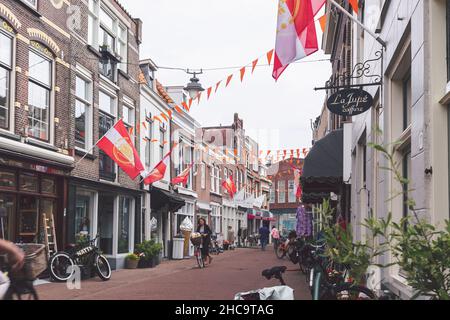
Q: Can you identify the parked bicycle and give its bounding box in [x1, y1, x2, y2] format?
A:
[235, 266, 294, 300]
[275, 231, 297, 259]
[0, 244, 46, 300]
[302, 242, 376, 300]
[209, 235, 223, 255]
[48, 235, 111, 282]
[190, 233, 205, 269]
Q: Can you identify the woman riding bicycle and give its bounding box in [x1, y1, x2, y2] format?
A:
[196, 218, 213, 265]
[0, 240, 24, 272]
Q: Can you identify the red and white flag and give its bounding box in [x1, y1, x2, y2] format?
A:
[290, 164, 303, 199]
[171, 164, 193, 186]
[222, 175, 237, 198]
[273, 0, 326, 80]
[97, 119, 144, 180]
[143, 145, 176, 185]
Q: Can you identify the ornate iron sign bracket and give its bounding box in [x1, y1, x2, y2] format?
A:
[314, 50, 383, 91]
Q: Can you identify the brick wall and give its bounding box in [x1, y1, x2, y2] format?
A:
[68, 0, 141, 190]
[1, 0, 71, 153]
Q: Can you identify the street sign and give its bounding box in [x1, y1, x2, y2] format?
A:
[326, 88, 373, 117]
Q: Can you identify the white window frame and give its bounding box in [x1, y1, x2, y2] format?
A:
[27, 44, 54, 144]
[288, 180, 296, 203]
[122, 96, 135, 128]
[201, 163, 206, 189]
[117, 195, 135, 255]
[278, 180, 286, 204]
[0, 27, 15, 133]
[269, 186, 276, 204]
[74, 65, 93, 152]
[118, 24, 128, 73]
[98, 85, 118, 182]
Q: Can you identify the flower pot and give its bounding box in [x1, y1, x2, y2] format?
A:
[138, 258, 155, 269]
[125, 259, 139, 269]
[153, 255, 161, 266]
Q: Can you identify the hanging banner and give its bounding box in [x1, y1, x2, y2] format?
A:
[326, 88, 373, 117]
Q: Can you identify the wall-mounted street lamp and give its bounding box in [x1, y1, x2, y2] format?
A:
[183, 69, 205, 99]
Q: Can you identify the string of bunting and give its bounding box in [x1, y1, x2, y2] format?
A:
[129, 2, 361, 146]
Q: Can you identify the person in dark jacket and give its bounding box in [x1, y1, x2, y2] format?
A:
[259, 223, 270, 251]
[196, 218, 213, 264]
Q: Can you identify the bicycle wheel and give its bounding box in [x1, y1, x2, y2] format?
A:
[4, 281, 38, 300]
[195, 248, 204, 268]
[49, 252, 75, 282]
[275, 246, 286, 259]
[95, 255, 111, 281]
[326, 284, 377, 300]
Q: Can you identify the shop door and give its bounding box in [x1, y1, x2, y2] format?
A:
[0, 194, 15, 241]
[17, 195, 39, 243]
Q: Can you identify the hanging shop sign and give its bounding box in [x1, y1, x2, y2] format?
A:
[326, 88, 373, 117]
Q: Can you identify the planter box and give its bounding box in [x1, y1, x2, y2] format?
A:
[153, 255, 161, 266]
[138, 258, 155, 269]
[125, 259, 139, 269]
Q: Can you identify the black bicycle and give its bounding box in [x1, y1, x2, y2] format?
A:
[48, 235, 111, 282]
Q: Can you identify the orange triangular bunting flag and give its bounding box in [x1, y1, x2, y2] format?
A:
[319, 14, 327, 32]
[167, 110, 173, 119]
[267, 49, 274, 65]
[226, 74, 233, 87]
[181, 101, 189, 111]
[142, 121, 147, 130]
[188, 99, 193, 110]
[197, 92, 202, 105]
[175, 105, 183, 113]
[128, 127, 134, 136]
[349, 0, 358, 14]
[215, 81, 222, 93]
[207, 87, 212, 99]
[160, 113, 168, 122]
[251, 59, 259, 74]
[153, 116, 162, 123]
[240, 67, 246, 82]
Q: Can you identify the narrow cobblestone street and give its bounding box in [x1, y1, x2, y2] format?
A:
[36, 247, 310, 300]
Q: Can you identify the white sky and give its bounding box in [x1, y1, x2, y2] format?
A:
[123, 0, 332, 152]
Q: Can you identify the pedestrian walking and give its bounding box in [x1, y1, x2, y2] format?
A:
[196, 218, 213, 265]
[271, 226, 280, 250]
[259, 223, 270, 251]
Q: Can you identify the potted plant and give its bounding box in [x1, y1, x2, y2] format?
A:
[135, 240, 156, 268]
[152, 243, 163, 266]
[125, 253, 140, 269]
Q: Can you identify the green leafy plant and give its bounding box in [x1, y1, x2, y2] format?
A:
[135, 240, 163, 261]
[317, 201, 390, 285]
[366, 139, 450, 300]
[75, 233, 90, 248]
[126, 253, 140, 261]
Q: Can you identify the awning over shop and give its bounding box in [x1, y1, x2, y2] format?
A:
[261, 210, 276, 222]
[197, 201, 212, 212]
[301, 129, 344, 204]
[151, 188, 186, 213]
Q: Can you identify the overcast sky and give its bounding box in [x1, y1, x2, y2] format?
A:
[123, 0, 331, 152]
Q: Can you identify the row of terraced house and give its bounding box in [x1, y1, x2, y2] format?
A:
[0, 0, 284, 269]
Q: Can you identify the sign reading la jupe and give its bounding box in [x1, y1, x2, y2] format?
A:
[327, 89, 373, 117]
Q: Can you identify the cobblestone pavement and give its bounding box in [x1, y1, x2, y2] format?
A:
[37, 247, 311, 300]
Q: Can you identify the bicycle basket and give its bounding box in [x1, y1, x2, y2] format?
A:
[190, 233, 203, 246]
[11, 244, 47, 281]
